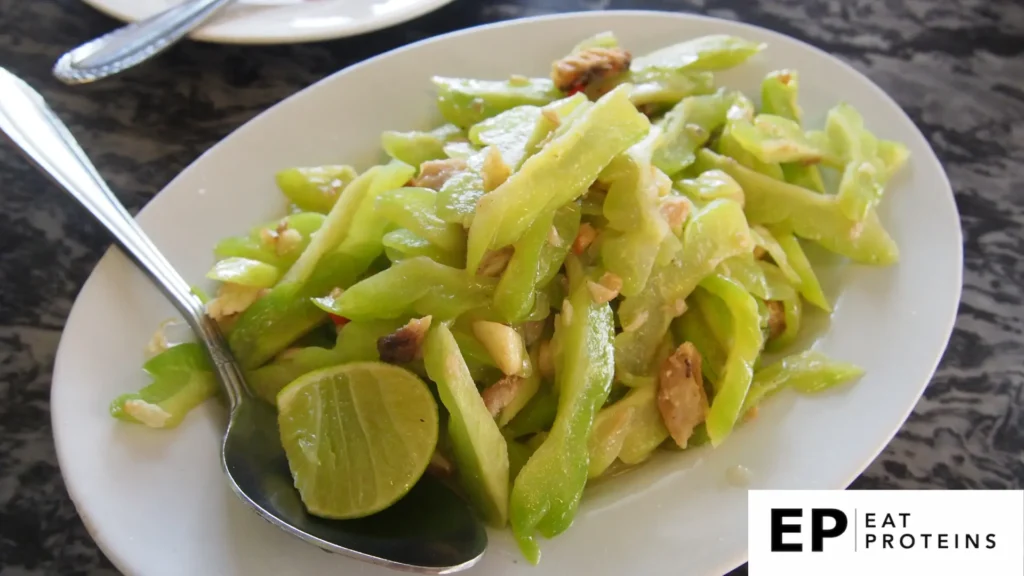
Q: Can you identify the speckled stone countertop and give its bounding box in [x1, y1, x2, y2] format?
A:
[0, 0, 1021, 574]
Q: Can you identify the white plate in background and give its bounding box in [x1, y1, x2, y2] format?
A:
[51, 11, 962, 576]
[79, 0, 456, 44]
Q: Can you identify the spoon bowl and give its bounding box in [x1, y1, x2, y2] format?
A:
[0, 66, 487, 574]
[222, 395, 486, 573]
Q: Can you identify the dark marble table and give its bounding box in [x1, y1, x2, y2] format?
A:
[1, 0, 1021, 574]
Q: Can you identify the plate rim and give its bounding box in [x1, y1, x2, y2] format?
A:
[77, 0, 458, 45]
[51, 9, 963, 576]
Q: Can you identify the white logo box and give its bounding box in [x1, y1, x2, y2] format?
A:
[749, 490, 1024, 575]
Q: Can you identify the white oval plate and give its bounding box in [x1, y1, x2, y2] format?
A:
[79, 0, 456, 44]
[52, 11, 961, 576]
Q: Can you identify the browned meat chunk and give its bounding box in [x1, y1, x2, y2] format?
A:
[766, 300, 786, 340]
[411, 158, 467, 190]
[657, 342, 709, 448]
[551, 47, 632, 94]
[377, 316, 433, 364]
[481, 375, 524, 418]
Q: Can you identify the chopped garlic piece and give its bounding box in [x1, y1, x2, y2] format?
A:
[276, 228, 302, 256]
[206, 283, 265, 321]
[481, 146, 511, 192]
[145, 318, 177, 357]
[541, 106, 561, 126]
[123, 399, 172, 428]
[472, 320, 527, 376]
[587, 272, 623, 304]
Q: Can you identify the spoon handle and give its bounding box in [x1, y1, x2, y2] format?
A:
[53, 0, 235, 85]
[0, 67, 247, 407]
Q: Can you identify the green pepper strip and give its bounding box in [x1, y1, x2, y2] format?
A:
[206, 257, 280, 288]
[424, 323, 510, 527]
[381, 124, 464, 168]
[826, 103, 888, 222]
[652, 90, 730, 177]
[728, 114, 824, 165]
[376, 187, 466, 255]
[698, 274, 764, 446]
[275, 165, 357, 214]
[631, 34, 765, 74]
[675, 169, 744, 206]
[760, 70, 826, 192]
[509, 281, 615, 564]
[772, 228, 831, 311]
[466, 85, 650, 272]
[610, 383, 666, 465]
[313, 256, 495, 321]
[110, 343, 216, 429]
[229, 161, 414, 369]
[717, 120, 785, 180]
[749, 226, 800, 284]
[382, 228, 464, 268]
[742, 350, 865, 413]
[615, 198, 752, 377]
[600, 127, 674, 296]
[434, 77, 563, 128]
[695, 149, 899, 265]
[629, 69, 716, 107]
[469, 104, 553, 171]
[494, 209, 557, 322]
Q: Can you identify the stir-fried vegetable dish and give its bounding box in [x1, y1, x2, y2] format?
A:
[112, 32, 906, 563]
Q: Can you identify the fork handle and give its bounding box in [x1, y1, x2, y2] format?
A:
[53, 0, 235, 85]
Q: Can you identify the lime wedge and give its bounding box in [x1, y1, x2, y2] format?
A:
[277, 362, 439, 519]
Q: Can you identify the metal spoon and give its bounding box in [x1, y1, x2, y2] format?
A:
[0, 67, 487, 574]
[54, 0, 236, 85]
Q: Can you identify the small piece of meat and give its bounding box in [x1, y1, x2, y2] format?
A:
[551, 47, 632, 94]
[657, 342, 709, 449]
[476, 246, 514, 277]
[377, 316, 433, 364]
[572, 222, 598, 255]
[411, 158, 467, 191]
[481, 375, 523, 418]
[766, 300, 786, 340]
[753, 245, 768, 260]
